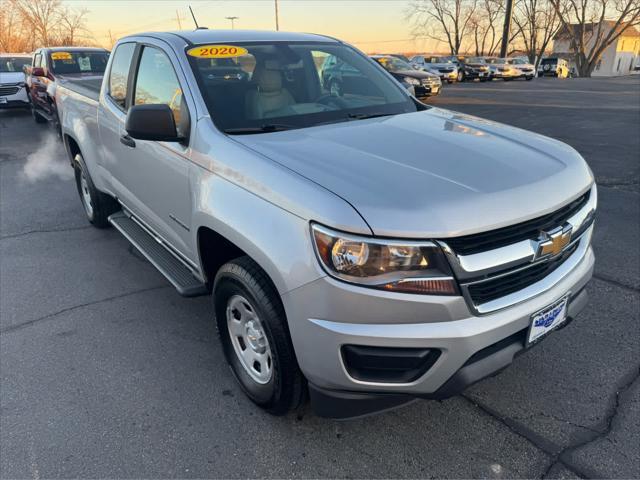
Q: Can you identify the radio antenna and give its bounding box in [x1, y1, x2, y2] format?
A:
[189, 5, 200, 29]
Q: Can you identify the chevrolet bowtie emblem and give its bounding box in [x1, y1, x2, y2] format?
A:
[535, 224, 573, 260]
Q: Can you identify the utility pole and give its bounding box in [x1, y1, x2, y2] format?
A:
[176, 10, 183, 30]
[225, 16, 239, 29]
[499, 0, 514, 58]
[274, 0, 280, 31]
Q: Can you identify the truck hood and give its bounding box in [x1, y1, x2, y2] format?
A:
[0, 71, 24, 85]
[234, 108, 593, 238]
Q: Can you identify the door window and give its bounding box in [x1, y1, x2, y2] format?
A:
[134, 46, 187, 136]
[108, 43, 135, 109]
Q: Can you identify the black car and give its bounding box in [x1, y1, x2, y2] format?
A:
[447, 56, 491, 82]
[370, 55, 442, 98]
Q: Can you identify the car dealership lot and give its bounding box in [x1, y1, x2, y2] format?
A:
[1, 76, 638, 478]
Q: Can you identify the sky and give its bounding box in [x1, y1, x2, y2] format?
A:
[63, 0, 444, 53]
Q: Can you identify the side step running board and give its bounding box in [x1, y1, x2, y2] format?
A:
[109, 212, 207, 297]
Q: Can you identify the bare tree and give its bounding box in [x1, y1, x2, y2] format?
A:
[57, 6, 89, 45]
[549, 0, 640, 76]
[0, 2, 33, 52]
[4, 0, 91, 49]
[512, 0, 564, 68]
[10, 0, 62, 47]
[406, 0, 479, 54]
[469, 0, 505, 55]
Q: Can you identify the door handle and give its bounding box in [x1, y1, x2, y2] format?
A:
[120, 134, 136, 148]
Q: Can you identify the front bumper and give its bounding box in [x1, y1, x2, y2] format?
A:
[0, 84, 29, 108]
[492, 70, 522, 79]
[283, 242, 594, 418]
[465, 70, 490, 79]
[415, 83, 442, 97]
[436, 71, 457, 81]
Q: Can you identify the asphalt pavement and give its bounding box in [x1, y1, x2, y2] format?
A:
[1, 76, 639, 479]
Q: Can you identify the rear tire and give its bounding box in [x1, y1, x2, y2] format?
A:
[214, 256, 305, 415]
[73, 153, 119, 228]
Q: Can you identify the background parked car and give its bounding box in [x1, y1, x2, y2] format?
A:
[370, 54, 442, 99]
[321, 54, 382, 97]
[506, 57, 536, 80]
[448, 56, 491, 82]
[538, 57, 570, 78]
[25, 47, 109, 134]
[388, 53, 412, 64]
[410, 55, 458, 83]
[483, 57, 522, 81]
[0, 53, 31, 108]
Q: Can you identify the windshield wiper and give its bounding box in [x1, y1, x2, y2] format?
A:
[224, 124, 298, 134]
[347, 112, 394, 121]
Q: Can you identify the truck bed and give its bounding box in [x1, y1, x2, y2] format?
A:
[57, 75, 103, 102]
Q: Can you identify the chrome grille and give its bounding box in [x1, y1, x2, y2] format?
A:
[444, 191, 590, 256]
[440, 185, 597, 314]
[466, 243, 578, 305]
[0, 86, 20, 96]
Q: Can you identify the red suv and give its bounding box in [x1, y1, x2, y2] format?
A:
[25, 47, 109, 134]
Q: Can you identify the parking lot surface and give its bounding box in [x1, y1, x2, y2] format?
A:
[1, 76, 639, 479]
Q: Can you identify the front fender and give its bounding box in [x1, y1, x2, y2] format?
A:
[192, 170, 323, 296]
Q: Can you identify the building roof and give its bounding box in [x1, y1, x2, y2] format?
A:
[554, 21, 640, 41]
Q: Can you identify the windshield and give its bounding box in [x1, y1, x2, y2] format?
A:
[0, 56, 31, 73]
[540, 58, 557, 65]
[508, 58, 527, 65]
[467, 57, 485, 63]
[484, 58, 504, 64]
[188, 41, 418, 134]
[373, 56, 413, 72]
[49, 51, 109, 74]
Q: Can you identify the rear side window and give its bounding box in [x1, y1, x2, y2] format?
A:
[108, 43, 135, 109]
[34, 54, 42, 68]
[134, 46, 186, 136]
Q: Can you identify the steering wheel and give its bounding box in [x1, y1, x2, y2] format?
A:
[316, 94, 347, 109]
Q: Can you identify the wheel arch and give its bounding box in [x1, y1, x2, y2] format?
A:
[63, 133, 81, 165]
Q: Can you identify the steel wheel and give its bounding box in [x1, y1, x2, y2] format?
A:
[226, 294, 273, 384]
[80, 172, 94, 218]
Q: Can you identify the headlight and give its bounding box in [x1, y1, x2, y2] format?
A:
[403, 76, 420, 86]
[311, 224, 457, 295]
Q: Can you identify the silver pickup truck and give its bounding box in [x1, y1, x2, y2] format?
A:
[56, 29, 596, 419]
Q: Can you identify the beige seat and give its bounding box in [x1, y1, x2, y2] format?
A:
[245, 68, 295, 119]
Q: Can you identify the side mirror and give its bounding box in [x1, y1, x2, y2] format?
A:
[125, 104, 181, 142]
[32, 67, 45, 77]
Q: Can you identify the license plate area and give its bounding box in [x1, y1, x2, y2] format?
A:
[527, 294, 570, 345]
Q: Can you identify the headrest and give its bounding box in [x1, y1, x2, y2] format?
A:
[257, 69, 283, 93]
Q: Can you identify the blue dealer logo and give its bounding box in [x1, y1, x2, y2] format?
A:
[534, 304, 564, 328]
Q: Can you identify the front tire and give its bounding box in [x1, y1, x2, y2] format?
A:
[214, 257, 305, 415]
[73, 153, 119, 228]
